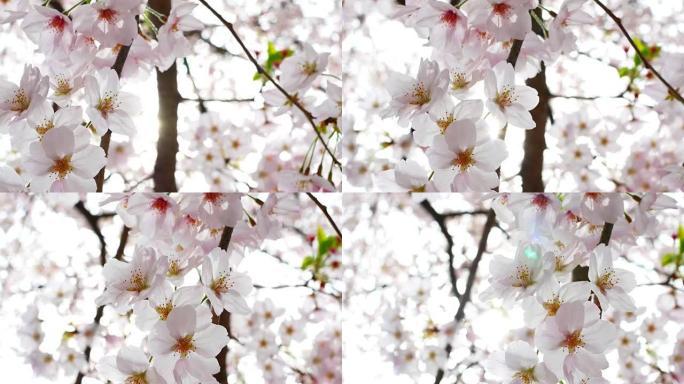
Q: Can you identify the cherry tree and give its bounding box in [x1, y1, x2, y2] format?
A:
[343, 192, 684, 383]
[0, 192, 342, 383]
[0, 0, 341, 192]
[343, 0, 684, 192]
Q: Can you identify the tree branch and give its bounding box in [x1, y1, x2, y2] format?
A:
[420, 200, 460, 299]
[73, 201, 107, 266]
[433, 209, 496, 384]
[306, 192, 342, 240]
[213, 225, 234, 384]
[94, 30, 135, 192]
[593, 0, 684, 104]
[197, 0, 341, 169]
[74, 213, 130, 384]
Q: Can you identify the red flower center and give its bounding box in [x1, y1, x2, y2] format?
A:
[49, 16, 67, 32]
[151, 197, 170, 213]
[492, 3, 512, 17]
[98, 8, 118, 23]
[440, 10, 459, 26]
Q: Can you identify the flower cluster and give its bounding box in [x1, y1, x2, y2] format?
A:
[344, 0, 684, 192]
[0, 0, 204, 191]
[2, 193, 342, 383]
[0, 1, 343, 192]
[342, 192, 684, 382]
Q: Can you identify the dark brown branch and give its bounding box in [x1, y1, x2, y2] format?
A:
[73, 201, 107, 266]
[182, 58, 207, 113]
[213, 225, 234, 384]
[598, 221, 614, 246]
[521, 7, 550, 192]
[506, 39, 523, 66]
[420, 200, 460, 299]
[94, 29, 135, 192]
[74, 213, 129, 384]
[181, 97, 254, 103]
[197, 0, 341, 168]
[593, 0, 684, 104]
[434, 209, 496, 384]
[572, 221, 614, 282]
[441, 210, 489, 218]
[306, 193, 342, 240]
[114, 226, 130, 260]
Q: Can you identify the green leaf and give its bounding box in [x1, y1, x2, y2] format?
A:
[253, 41, 294, 82]
[301, 255, 314, 270]
[662, 252, 677, 267]
[618, 67, 630, 78]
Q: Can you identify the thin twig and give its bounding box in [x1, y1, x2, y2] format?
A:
[197, 0, 341, 168]
[434, 209, 496, 384]
[593, 0, 684, 104]
[74, 213, 130, 384]
[420, 200, 460, 299]
[306, 192, 342, 239]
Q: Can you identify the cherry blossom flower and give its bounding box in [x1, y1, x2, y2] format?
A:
[46, 61, 87, 107]
[0, 165, 25, 191]
[251, 330, 279, 359]
[24, 126, 106, 192]
[384, 59, 449, 125]
[313, 82, 342, 121]
[484, 61, 539, 129]
[149, 305, 228, 384]
[71, 0, 143, 47]
[391, 158, 431, 192]
[98, 346, 165, 384]
[483, 243, 550, 302]
[426, 119, 507, 191]
[548, 0, 593, 55]
[253, 298, 285, 326]
[181, 193, 243, 228]
[484, 340, 557, 384]
[465, 0, 537, 40]
[201, 247, 252, 315]
[133, 283, 204, 330]
[280, 43, 329, 92]
[20, 5, 73, 54]
[0, 65, 48, 130]
[422, 346, 447, 373]
[279, 318, 306, 345]
[84, 68, 139, 136]
[156, 1, 204, 71]
[262, 87, 314, 126]
[639, 315, 667, 342]
[536, 301, 617, 382]
[127, 194, 179, 239]
[413, 1, 468, 50]
[11, 100, 82, 151]
[522, 280, 591, 327]
[98, 246, 167, 311]
[565, 193, 624, 225]
[412, 98, 483, 146]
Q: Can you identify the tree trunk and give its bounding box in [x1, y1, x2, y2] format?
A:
[521, 64, 550, 192]
[150, 0, 180, 192]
